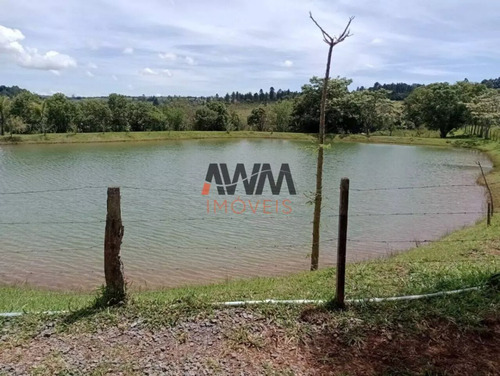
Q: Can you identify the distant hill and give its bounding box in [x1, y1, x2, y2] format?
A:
[3, 77, 499, 101]
[0, 85, 28, 97]
[359, 82, 424, 101]
[481, 77, 500, 89]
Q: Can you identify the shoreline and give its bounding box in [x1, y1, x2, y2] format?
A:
[0, 130, 463, 148]
[0, 131, 315, 145]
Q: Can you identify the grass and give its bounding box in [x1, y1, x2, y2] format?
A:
[0, 129, 477, 148]
[0, 131, 315, 145]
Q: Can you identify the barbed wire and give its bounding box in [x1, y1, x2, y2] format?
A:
[0, 219, 105, 225]
[0, 186, 107, 195]
[343, 211, 485, 217]
[322, 237, 498, 244]
[1, 181, 498, 196]
[0, 208, 489, 227]
[0, 243, 102, 255]
[0, 236, 497, 256]
[0, 185, 198, 196]
[350, 183, 480, 192]
[121, 185, 176, 192]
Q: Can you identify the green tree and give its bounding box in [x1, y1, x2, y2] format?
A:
[10, 91, 40, 132]
[467, 89, 500, 139]
[270, 100, 293, 132]
[404, 83, 469, 138]
[0, 96, 10, 136]
[247, 107, 268, 131]
[194, 101, 229, 131]
[269, 87, 276, 101]
[7, 116, 26, 136]
[380, 100, 402, 136]
[108, 94, 130, 132]
[127, 101, 166, 131]
[77, 99, 112, 132]
[229, 111, 242, 131]
[45, 93, 76, 133]
[292, 76, 352, 133]
[162, 105, 186, 131]
[455, 80, 488, 102]
[31, 100, 46, 135]
[348, 89, 394, 135]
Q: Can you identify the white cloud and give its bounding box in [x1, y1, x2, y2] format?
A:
[112, 74, 118, 81]
[158, 52, 177, 61]
[2, 0, 500, 96]
[140, 67, 172, 77]
[0, 24, 76, 71]
[86, 70, 94, 77]
[87, 62, 98, 69]
[140, 67, 158, 75]
[161, 69, 172, 77]
[406, 67, 455, 76]
[281, 60, 293, 67]
[0, 24, 25, 54]
[50, 70, 60, 76]
[18, 50, 76, 70]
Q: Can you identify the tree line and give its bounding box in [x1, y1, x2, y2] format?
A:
[0, 77, 499, 138]
[292, 76, 500, 138]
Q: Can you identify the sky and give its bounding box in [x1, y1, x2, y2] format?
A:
[0, 0, 499, 97]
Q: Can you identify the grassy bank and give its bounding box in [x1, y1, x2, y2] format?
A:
[0, 131, 315, 145]
[0, 129, 471, 148]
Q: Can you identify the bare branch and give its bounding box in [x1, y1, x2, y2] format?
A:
[310, 12, 355, 47]
[309, 12, 334, 43]
[337, 16, 355, 41]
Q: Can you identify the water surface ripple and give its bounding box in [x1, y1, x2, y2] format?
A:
[0, 140, 491, 289]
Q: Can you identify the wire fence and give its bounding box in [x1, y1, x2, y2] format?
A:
[0, 182, 497, 290]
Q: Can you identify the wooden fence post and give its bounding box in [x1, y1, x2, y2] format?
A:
[487, 202, 491, 226]
[104, 187, 125, 304]
[335, 178, 349, 309]
[477, 162, 494, 216]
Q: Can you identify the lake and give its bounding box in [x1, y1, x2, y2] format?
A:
[0, 139, 492, 290]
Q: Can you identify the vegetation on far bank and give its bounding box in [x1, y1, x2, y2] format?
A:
[1, 76, 499, 142]
[0, 129, 485, 148]
[0, 130, 315, 145]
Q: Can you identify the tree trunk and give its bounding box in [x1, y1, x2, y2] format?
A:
[311, 43, 333, 271]
[309, 12, 353, 271]
[440, 129, 447, 138]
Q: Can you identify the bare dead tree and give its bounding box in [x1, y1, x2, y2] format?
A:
[310, 12, 354, 271]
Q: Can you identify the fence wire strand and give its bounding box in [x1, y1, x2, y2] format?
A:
[0, 183, 495, 257]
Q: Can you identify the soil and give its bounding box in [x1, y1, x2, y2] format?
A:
[1, 307, 499, 375]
